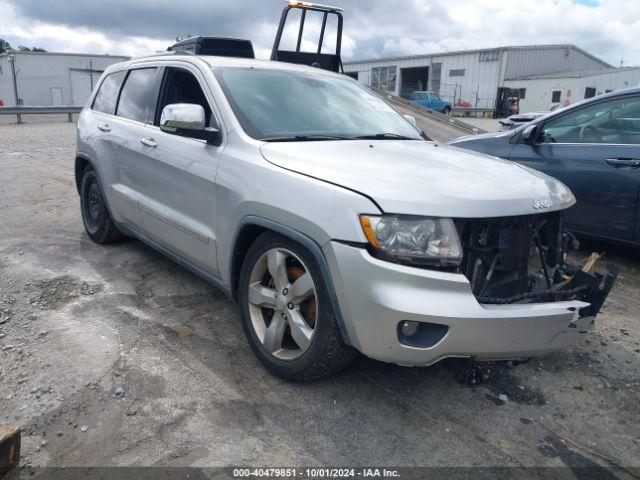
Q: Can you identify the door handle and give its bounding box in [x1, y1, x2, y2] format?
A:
[605, 158, 640, 168]
[97, 124, 111, 132]
[140, 138, 157, 148]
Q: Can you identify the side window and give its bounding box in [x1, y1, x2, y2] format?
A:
[92, 71, 126, 114]
[540, 96, 640, 145]
[116, 68, 158, 123]
[155, 68, 213, 127]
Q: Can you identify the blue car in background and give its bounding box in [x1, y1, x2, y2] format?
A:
[449, 88, 640, 247]
[409, 90, 452, 114]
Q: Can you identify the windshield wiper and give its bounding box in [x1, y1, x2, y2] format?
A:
[262, 134, 352, 142]
[351, 133, 420, 140]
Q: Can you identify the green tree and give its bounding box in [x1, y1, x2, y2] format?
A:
[0, 38, 12, 54]
[15, 46, 47, 52]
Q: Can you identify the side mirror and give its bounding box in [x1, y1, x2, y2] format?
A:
[520, 124, 538, 144]
[403, 114, 417, 127]
[160, 103, 221, 145]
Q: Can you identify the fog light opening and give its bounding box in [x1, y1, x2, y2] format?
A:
[401, 320, 420, 337]
[397, 321, 449, 348]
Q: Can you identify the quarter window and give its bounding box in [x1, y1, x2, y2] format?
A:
[540, 96, 640, 144]
[116, 68, 158, 123]
[92, 71, 126, 114]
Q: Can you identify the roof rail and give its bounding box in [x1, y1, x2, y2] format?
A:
[167, 37, 255, 58]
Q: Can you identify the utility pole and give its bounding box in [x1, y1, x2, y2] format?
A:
[89, 60, 94, 91]
[8, 53, 21, 124]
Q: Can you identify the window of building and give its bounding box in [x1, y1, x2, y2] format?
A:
[479, 50, 500, 62]
[116, 68, 158, 123]
[449, 69, 465, 77]
[518, 88, 526, 99]
[551, 90, 562, 103]
[585, 87, 597, 99]
[92, 71, 126, 115]
[344, 72, 359, 81]
[371, 66, 397, 92]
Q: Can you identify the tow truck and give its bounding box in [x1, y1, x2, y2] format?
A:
[169, 0, 345, 73]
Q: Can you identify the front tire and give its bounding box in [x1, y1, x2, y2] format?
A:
[79, 165, 125, 244]
[238, 232, 355, 381]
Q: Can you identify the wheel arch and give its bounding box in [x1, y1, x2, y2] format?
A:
[74, 153, 119, 227]
[74, 154, 92, 194]
[229, 216, 352, 346]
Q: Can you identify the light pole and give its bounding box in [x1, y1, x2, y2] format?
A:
[7, 53, 21, 124]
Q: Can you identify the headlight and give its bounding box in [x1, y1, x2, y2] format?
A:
[360, 215, 463, 267]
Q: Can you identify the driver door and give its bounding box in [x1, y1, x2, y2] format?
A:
[509, 94, 640, 242]
[429, 93, 445, 111]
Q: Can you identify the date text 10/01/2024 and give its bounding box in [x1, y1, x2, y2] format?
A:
[232, 468, 401, 478]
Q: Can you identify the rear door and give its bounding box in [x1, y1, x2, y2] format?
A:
[82, 70, 131, 224]
[109, 66, 161, 228]
[509, 94, 640, 243]
[133, 64, 223, 273]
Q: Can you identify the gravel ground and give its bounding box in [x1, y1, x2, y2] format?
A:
[0, 121, 639, 477]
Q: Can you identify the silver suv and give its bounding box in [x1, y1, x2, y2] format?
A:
[75, 54, 616, 380]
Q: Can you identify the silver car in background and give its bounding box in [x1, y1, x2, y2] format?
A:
[75, 54, 616, 380]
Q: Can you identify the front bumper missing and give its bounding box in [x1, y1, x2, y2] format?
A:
[324, 242, 617, 366]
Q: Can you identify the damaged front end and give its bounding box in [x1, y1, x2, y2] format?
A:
[455, 212, 618, 317]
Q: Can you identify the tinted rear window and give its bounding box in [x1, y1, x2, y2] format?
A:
[92, 71, 126, 114]
[116, 68, 158, 123]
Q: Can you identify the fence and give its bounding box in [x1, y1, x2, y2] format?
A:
[0, 106, 83, 124]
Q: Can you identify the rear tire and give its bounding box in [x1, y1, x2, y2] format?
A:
[79, 165, 125, 244]
[238, 232, 355, 381]
[443, 106, 451, 115]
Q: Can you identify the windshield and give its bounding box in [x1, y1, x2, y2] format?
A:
[213, 67, 422, 141]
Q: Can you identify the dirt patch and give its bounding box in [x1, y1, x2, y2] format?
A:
[31, 275, 104, 310]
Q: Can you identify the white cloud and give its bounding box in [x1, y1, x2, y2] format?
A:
[346, 0, 640, 66]
[1, 0, 639, 66]
[0, 1, 170, 57]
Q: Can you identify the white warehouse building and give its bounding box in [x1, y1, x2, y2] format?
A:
[343, 44, 640, 115]
[503, 67, 640, 112]
[0, 52, 130, 108]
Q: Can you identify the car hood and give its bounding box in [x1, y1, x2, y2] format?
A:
[259, 140, 575, 218]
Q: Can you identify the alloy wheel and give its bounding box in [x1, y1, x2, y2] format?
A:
[247, 247, 317, 360]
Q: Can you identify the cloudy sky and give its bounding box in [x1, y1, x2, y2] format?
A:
[1, 0, 639, 66]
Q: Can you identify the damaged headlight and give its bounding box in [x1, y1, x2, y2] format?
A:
[359, 215, 463, 267]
